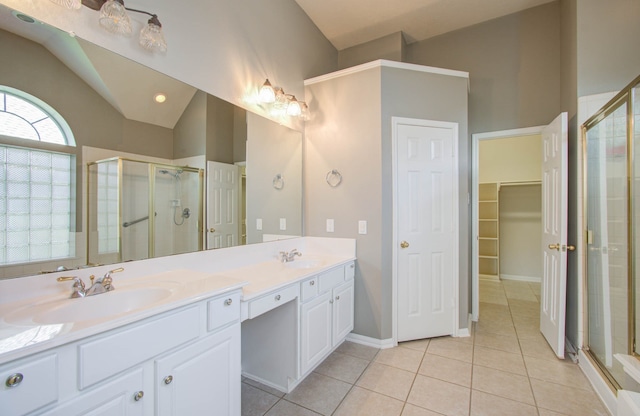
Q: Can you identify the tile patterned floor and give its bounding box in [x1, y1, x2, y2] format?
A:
[241, 280, 610, 416]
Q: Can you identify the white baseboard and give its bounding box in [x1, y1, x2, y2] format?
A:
[500, 274, 541, 283]
[578, 349, 616, 415]
[455, 314, 473, 337]
[346, 333, 395, 349]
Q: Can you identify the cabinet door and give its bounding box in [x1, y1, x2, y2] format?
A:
[332, 280, 354, 346]
[41, 368, 146, 416]
[156, 325, 240, 416]
[300, 291, 332, 375]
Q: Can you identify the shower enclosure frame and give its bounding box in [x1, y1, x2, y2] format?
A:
[86, 157, 204, 264]
[582, 73, 640, 390]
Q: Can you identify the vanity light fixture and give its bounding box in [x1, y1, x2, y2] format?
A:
[286, 95, 302, 117]
[154, 93, 167, 103]
[49, 0, 167, 53]
[258, 79, 309, 120]
[259, 79, 276, 103]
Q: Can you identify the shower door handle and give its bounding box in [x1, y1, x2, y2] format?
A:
[209, 228, 216, 233]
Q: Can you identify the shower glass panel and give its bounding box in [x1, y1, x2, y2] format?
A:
[87, 158, 202, 265]
[585, 101, 629, 387]
[152, 166, 202, 258]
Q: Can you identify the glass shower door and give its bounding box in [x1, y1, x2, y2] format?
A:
[152, 166, 202, 258]
[585, 100, 629, 386]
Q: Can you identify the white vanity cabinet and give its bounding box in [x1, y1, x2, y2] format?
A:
[300, 262, 355, 375]
[155, 324, 240, 416]
[0, 290, 242, 416]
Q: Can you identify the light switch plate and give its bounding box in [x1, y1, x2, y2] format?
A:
[256, 218, 262, 230]
[326, 219, 334, 233]
[358, 220, 367, 235]
[279, 218, 286, 230]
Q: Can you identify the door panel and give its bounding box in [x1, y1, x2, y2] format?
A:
[206, 161, 239, 249]
[396, 119, 458, 342]
[540, 112, 568, 358]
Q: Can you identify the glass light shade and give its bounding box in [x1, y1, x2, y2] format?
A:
[49, 0, 82, 10]
[259, 79, 276, 103]
[286, 96, 302, 117]
[274, 88, 287, 110]
[139, 21, 167, 53]
[99, 0, 132, 36]
[299, 102, 310, 121]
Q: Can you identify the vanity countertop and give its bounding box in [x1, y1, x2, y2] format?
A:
[212, 255, 356, 301]
[0, 269, 246, 365]
[0, 250, 356, 365]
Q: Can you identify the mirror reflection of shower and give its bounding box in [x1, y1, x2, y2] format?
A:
[158, 168, 191, 226]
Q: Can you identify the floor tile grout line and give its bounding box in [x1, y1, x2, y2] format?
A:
[328, 346, 382, 415]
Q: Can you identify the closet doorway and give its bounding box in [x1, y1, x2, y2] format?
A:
[471, 127, 544, 321]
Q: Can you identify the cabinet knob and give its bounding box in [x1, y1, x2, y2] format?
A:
[275, 294, 281, 301]
[5, 373, 23, 388]
[134, 391, 144, 401]
[329, 299, 334, 304]
[224, 298, 233, 306]
[350, 264, 355, 269]
[309, 280, 315, 286]
[335, 295, 340, 301]
[164, 375, 173, 385]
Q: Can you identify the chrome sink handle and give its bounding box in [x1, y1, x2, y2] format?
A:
[279, 249, 303, 263]
[86, 267, 124, 296]
[57, 276, 86, 298]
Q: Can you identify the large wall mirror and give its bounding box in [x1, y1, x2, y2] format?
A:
[0, 3, 302, 279]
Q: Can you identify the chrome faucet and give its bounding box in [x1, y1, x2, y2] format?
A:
[57, 267, 124, 298]
[279, 249, 302, 263]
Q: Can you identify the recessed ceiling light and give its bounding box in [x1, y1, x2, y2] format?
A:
[154, 93, 167, 104]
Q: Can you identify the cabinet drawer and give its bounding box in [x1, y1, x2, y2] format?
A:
[248, 284, 299, 319]
[300, 277, 319, 302]
[0, 353, 58, 415]
[208, 291, 241, 332]
[78, 305, 200, 389]
[319, 266, 345, 293]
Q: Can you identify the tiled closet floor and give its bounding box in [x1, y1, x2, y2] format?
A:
[241, 280, 610, 416]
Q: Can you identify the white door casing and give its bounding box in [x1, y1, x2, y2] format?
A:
[393, 117, 459, 343]
[541, 112, 569, 359]
[206, 161, 239, 249]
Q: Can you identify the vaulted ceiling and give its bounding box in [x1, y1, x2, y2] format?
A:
[293, 0, 556, 50]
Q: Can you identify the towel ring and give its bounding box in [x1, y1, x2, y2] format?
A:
[326, 169, 342, 187]
[272, 174, 284, 190]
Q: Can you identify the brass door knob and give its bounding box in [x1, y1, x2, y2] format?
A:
[400, 241, 410, 249]
[209, 228, 216, 233]
[548, 244, 560, 250]
[565, 245, 576, 251]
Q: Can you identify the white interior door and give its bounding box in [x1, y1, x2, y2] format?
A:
[541, 112, 568, 358]
[206, 161, 239, 249]
[395, 118, 458, 342]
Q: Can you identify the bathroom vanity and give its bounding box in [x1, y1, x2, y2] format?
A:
[0, 237, 356, 415]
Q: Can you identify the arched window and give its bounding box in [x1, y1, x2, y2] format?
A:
[0, 87, 76, 267]
[0, 86, 75, 146]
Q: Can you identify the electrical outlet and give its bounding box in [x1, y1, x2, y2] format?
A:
[326, 219, 334, 233]
[279, 218, 286, 230]
[256, 218, 262, 230]
[358, 220, 367, 235]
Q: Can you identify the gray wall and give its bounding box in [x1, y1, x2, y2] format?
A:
[561, 0, 580, 348]
[338, 32, 406, 70]
[174, 91, 207, 158]
[577, 0, 640, 97]
[406, 2, 562, 135]
[304, 65, 468, 340]
[205, 94, 236, 164]
[246, 112, 302, 244]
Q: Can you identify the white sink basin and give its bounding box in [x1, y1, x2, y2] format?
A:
[5, 284, 179, 325]
[284, 259, 323, 269]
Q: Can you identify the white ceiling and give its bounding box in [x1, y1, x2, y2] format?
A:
[293, 0, 556, 50]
